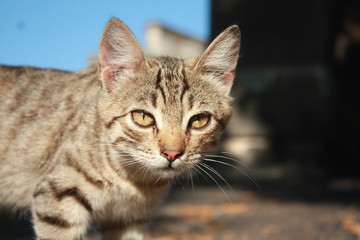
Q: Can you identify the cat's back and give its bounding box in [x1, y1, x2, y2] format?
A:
[0, 65, 72, 94]
[0, 64, 99, 156]
[0, 65, 78, 135]
[0, 65, 74, 113]
[0, 64, 98, 121]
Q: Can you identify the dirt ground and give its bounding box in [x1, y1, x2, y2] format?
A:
[0, 179, 359, 240]
[145, 180, 360, 240]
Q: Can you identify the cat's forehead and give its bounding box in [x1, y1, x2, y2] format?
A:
[145, 57, 191, 123]
[149, 57, 189, 102]
[149, 57, 186, 71]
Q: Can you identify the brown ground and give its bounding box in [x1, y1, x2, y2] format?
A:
[0, 180, 359, 240]
[145, 180, 360, 240]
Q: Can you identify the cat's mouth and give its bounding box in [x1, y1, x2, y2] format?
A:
[159, 159, 196, 177]
[163, 162, 176, 171]
[155, 160, 187, 180]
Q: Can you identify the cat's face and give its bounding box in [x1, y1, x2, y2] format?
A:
[99, 58, 232, 182]
[97, 18, 240, 183]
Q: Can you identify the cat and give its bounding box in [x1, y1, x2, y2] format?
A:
[0, 18, 240, 240]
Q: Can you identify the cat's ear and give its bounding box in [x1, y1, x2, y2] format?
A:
[98, 18, 145, 93]
[194, 25, 240, 96]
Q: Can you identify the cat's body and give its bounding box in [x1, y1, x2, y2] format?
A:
[0, 18, 240, 240]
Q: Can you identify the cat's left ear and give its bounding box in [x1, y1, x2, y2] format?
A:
[194, 25, 240, 96]
[98, 18, 146, 93]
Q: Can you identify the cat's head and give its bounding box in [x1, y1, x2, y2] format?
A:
[97, 18, 240, 184]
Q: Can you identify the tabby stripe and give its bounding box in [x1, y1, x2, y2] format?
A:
[150, 92, 157, 108]
[188, 94, 194, 110]
[21, 85, 49, 122]
[113, 136, 133, 145]
[33, 188, 47, 198]
[2, 105, 40, 159]
[155, 68, 167, 104]
[8, 84, 27, 112]
[43, 110, 77, 165]
[123, 128, 142, 142]
[104, 144, 121, 177]
[65, 153, 104, 189]
[36, 212, 71, 228]
[64, 94, 74, 112]
[155, 68, 162, 88]
[91, 115, 115, 186]
[106, 114, 127, 128]
[38, 110, 77, 171]
[180, 68, 189, 103]
[159, 86, 167, 104]
[94, 111, 102, 139]
[87, 151, 113, 186]
[49, 182, 92, 213]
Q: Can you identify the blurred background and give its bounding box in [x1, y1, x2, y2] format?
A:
[1, 0, 360, 239]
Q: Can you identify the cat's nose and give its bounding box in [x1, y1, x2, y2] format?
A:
[161, 150, 184, 162]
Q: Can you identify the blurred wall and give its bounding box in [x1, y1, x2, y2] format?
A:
[145, 23, 206, 58]
[212, 0, 360, 177]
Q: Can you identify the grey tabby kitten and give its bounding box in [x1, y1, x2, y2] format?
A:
[0, 18, 240, 240]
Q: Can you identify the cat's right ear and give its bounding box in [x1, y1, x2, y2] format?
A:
[98, 18, 145, 93]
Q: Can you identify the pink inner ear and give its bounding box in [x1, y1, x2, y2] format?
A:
[101, 67, 117, 93]
[98, 46, 112, 71]
[222, 71, 235, 86]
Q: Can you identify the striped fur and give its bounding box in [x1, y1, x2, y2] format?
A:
[0, 18, 240, 240]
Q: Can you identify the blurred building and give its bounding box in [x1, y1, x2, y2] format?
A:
[145, 22, 206, 58]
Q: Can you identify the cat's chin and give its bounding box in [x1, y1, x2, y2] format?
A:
[153, 162, 197, 182]
[144, 165, 189, 184]
[152, 165, 181, 179]
[131, 169, 179, 186]
[121, 155, 199, 184]
[157, 169, 179, 180]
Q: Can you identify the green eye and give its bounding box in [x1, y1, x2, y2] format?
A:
[189, 113, 210, 129]
[132, 111, 155, 127]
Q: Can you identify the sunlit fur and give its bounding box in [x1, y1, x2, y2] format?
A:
[0, 18, 240, 240]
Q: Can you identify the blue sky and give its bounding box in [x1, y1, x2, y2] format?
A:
[0, 0, 210, 71]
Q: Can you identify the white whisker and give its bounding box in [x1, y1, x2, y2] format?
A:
[205, 154, 252, 171]
[175, 176, 186, 190]
[196, 164, 232, 202]
[203, 157, 262, 191]
[193, 166, 211, 184]
[131, 165, 147, 181]
[198, 162, 235, 193]
[187, 169, 195, 193]
[121, 161, 139, 168]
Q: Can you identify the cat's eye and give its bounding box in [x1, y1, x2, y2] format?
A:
[188, 113, 211, 129]
[132, 111, 155, 127]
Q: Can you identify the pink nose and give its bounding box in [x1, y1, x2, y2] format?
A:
[161, 150, 184, 162]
